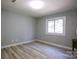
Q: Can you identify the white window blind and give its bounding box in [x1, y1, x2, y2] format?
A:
[46, 16, 65, 35]
[48, 20, 54, 33]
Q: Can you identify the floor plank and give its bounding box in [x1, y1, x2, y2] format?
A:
[1, 42, 76, 59]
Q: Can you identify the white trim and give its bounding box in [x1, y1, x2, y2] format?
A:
[36, 40, 72, 50]
[1, 40, 34, 49]
[46, 16, 66, 36]
[1, 39, 72, 50]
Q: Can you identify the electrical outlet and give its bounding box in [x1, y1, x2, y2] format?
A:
[12, 40, 14, 42]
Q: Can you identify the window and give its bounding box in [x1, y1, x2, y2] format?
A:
[46, 16, 66, 35]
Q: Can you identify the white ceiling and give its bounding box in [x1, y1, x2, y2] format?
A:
[1, 0, 77, 17]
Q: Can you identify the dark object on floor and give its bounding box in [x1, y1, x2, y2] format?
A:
[72, 39, 77, 51]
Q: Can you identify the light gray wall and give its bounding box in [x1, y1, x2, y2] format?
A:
[1, 10, 35, 46]
[36, 10, 77, 47]
[1, 9, 77, 48]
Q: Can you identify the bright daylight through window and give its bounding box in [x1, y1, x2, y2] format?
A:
[47, 16, 66, 35]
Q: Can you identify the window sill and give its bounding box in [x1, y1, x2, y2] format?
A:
[46, 32, 65, 36]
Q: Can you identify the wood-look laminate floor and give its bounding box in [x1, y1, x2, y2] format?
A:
[1, 42, 76, 59]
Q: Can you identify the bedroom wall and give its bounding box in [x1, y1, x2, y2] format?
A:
[36, 10, 77, 48]
[1, 10, 35, 47]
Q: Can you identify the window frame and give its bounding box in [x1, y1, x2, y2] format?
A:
[46, 16, 66, 36]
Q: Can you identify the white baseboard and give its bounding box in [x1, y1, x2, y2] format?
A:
[35, 40, 72, 50]
[1, 39, 72, 50]
[1, 40, 34, 49]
